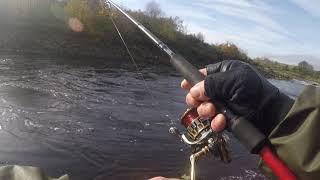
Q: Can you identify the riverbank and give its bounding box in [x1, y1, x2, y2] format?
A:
[0, 20, 214, 68]
[1, 1, 318, 84]
[252, 59, 320, 85]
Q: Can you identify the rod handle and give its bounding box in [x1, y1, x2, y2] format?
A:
[260, 146, 297, 180]
[170, 54, 205, 86]
[221, 106, 266, 154]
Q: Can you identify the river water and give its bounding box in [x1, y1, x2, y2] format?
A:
[0, 55, 305, 180]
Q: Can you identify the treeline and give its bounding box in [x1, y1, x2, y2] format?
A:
[1, 0, 318, 83]
[60, 0, 250, 66]
[0, 0, 251, 66]
[253, 58, 320, 83]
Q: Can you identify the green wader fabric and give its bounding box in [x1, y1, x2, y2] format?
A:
[260, 85, 320, 179]
[0, 166, 69, 180]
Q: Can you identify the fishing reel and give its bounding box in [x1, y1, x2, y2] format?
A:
[170, 108, 231, 163]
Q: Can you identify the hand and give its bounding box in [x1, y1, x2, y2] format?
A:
[181, 60, 294, 135]
[150, 61, 294, 180]
[181, 69, 227, 132]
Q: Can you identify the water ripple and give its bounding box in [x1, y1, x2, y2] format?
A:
[0, 56, 303, 179]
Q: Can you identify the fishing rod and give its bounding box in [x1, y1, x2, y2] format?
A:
[106, 0, 203, 86]
[106, 1, 296, 179]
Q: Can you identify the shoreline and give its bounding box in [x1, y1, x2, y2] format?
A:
[1, 20, 318, 84]
[1, 49, 317, 86]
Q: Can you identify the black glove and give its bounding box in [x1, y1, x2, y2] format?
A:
[204, 60, 294, 136]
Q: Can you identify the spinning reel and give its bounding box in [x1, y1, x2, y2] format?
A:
[170, 108, 231, 163]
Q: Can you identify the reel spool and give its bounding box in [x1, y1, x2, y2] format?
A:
[170, 108, 231, 163]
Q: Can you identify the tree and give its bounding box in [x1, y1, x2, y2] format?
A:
[298, 61, 314, 72]
[88, 0, 100, 11]
[196, 32, 205, 42]
[173, 16, 185, 33]
[157, 18, 177, 40]
[217, 42, 248, 61]
[64, 0, 91, 26]
[145, 1, 163, 18]
[283, 65, 289, 71]
[64, 0, 116, 37]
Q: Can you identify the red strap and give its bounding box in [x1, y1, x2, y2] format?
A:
[260, 146, 297, 180]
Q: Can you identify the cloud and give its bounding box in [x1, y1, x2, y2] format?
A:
[111, 0, 320, 67]
[187, 23, 294, 57]
[173, 0, 297, 56]
[166, 8, 217, 22]
[291, 0, 320, 17]
[192, 0, 289, 34]
[195, 0, 273, 12]
[112, 0, 151, 11]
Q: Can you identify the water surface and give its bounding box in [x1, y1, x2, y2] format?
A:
[0, 55, 305, 180]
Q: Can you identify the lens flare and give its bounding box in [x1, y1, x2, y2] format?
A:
[68, 17, 84, 33]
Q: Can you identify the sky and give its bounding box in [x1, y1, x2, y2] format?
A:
[113, 0, 320, 70]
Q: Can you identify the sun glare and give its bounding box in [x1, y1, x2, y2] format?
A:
[68, 17, 84, 33]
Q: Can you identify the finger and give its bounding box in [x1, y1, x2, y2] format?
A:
[211, 114, 227, 132]
[148, 177, 165, 180]
[186, 93, 202, 107]
[197, 102, 216, 118]
[190, 81, 209, 101]
[181, 79, 192, 90]
[199, 68, 207, 76]
[148, 177, 181, 180]
[181, 69, 207, 91]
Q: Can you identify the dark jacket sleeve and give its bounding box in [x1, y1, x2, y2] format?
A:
[260, 85, 320, 179]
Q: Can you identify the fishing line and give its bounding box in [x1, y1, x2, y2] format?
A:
[109, 8, 155, 101]
[107, 4, 176, 124]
